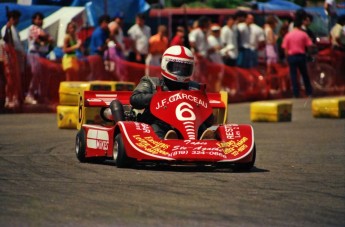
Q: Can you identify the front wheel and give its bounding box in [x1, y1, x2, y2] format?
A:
[114, 133, 135, 168]
[233, 144, 256, 171]
[76, 129, 87, 162]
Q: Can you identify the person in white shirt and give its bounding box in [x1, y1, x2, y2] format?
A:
[220, 15, 238, 66]
[207, 24, 223, 64]
[188, 16, 210, 58]
[127, 13, 151, 64]
[207, 24, 225, 92]
[1, 11, 24, 53]
[324, 0, 345, 31]
[237, 13, 265, 68]
[25, 12, 54, 105]
[188, 16, 211, 83]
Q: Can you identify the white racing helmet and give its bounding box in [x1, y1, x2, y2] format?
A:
[161, 45, 194, 83]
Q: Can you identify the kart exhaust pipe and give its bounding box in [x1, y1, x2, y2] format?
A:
[100, 100, 125, 123]
[109, 99, 125, 123]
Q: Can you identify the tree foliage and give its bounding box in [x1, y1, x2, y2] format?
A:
[168, 0, 248, 8]
[166, 0, 324, 8]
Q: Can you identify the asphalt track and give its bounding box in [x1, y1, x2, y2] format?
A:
[0, 97, 344, 227]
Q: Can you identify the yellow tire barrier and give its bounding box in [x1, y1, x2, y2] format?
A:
[312, 96, 345, 118]
[57, 105, 79, 129]
[250, 100, 292, 122]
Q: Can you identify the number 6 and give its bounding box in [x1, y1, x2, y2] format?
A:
[176, 102, 195, 121]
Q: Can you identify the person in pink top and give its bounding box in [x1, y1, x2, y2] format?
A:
[282, 17, 314, 98]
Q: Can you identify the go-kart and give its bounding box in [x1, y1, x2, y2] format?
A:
[75, 85, 256, 171]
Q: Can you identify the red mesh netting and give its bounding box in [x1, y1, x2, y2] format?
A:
[1, 48, 344, 112]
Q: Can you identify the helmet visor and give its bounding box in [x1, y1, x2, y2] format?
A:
[166, 61, 193, 78]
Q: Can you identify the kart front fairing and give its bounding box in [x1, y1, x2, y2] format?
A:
[116, 88, 254, 163]
[117, 121, 254, 162]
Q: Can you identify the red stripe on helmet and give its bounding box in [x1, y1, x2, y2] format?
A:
[163, 46, 194, 60]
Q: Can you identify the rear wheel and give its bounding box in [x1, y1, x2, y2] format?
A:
[76, 129, 86, 162]
[114, 133, 134, 168]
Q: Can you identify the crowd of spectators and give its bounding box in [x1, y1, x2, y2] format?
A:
[1, 8, 345, 110]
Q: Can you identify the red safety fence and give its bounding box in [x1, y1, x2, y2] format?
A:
[1, 45, 344, 113]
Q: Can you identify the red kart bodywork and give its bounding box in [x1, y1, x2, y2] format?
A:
[77, 88, 255, 168]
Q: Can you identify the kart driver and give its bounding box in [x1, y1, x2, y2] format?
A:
[130, 45, 215, 139]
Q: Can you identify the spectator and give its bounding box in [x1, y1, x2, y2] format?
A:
[207, 24, 224, 92]
[25, 12, 54, 105]
[276, 21, 289, 63]
[190, 20, 199, 31]
[127, 13, 151, 64]
[89, 14, 111, 56]
[1, 10, 24, 53]
[263, 15, 278, 75]
[62, 21, 82, 81]
[170, 26, 185, 46]
[324, 0, 345, 31]
[302, 14, 318, 62]
[106, 12, 127, 78]
[1, 9, 24, 108]
[188, 16, 210, 59]
[0, 37, 4, 110]
[237, 14, 251, 68]
[289, 9, 308, 32]
[188, 16, 211, 83]
[282, 18, 314, 98]
[146, 25, 168, 68]
[220, 15, 238, 66]
[330, 14, 345, 51]
[303, 14, 317, 44]
[207, 24, 223, 64]
[107, 12, 125, 60]
[237, 13, 265, 68]
[234, 10, 249, 45]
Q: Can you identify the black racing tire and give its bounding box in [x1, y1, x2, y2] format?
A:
[114, 133, 134, 168]
[76, 129, 106, 163]
[76, 129, 87, 163]
[233, 144, 256, 172]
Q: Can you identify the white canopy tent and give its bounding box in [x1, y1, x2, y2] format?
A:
[19, 6, 87, 47]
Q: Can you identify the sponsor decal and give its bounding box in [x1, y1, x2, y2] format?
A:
[155, 93, 207, 110]
[133, 135, 169, 155]
[87, 129, 109, 150]
[224, 125, 241, 140]
[134, 122, 151, 133]
[170, 143, 226, 158]
[217, 137, 248, 156]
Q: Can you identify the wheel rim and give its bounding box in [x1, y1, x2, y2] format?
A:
[76, 136, 80, 155]
[113, 139, 118, 161]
